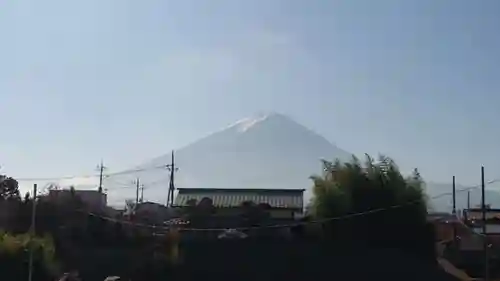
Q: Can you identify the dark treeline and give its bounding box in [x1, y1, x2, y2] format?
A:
[0, 156, 461, 281]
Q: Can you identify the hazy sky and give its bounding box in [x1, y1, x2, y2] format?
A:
[1, 0, 499, 193]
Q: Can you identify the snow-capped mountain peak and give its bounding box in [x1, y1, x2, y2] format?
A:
[224, 112, 290, 133]
[108, 112, 352, 206]
[230, 114, 271, 133]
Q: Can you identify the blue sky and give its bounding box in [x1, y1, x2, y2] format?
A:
[1, 0, 499, 193]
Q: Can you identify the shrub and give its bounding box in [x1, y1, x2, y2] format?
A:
[0, 231, 60, 280]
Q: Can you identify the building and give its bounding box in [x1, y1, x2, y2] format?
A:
[44, 189, 107, 211]
[463, 207, 500, 222]
[461, 207, 500, 249]
[427, 212, 461, 242]
[134, 201, 177, 224]
[428, 211, 494, 252]
[174, 188, 304, 219]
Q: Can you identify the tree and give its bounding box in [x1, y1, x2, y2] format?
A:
[184, 197, 215, 228]
[124, 199, 137, 216]
[23, 192, 30, 203]
[69, 186, 76, 197]
[239, 201, 270, 227]
[197, 197, 215, 214]
[186, 198, 197, 207]
[0, 232, 60, 280]
[256, 203, 271, 221]
[0, 175, 20, 200]
[310, 154, 426, 218]
[308, 154, 430, 253]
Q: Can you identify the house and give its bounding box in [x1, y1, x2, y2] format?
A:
[174, 188, 304, 219]
[428, 212, 493, 253]
[463, 208, 500, 222]
[43, 189, 107, 212]
[134, 201, 177, 224]
[461, 208, 500, 251]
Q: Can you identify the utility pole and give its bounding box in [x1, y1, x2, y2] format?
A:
[467, 190, 471, 210]
[135, 178, 140, 207]
[481, 166, 489, 281]
[166, 150, 178, 207]
[452, 176, 457, 249]
[140, 184, 144, 203]
[97, 160, 106, 193]
[28, 184, 38, 281]
[452, 176, 456, 215]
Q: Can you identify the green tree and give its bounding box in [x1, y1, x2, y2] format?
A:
[0, 175, 20, 201]
[310, 154, 426, 218]
[308, 154, 429, 247]
[0, 232, 60, 280]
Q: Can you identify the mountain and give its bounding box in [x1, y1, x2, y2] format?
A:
[104, 112, 500, 211]
[106, 113, 352, 205]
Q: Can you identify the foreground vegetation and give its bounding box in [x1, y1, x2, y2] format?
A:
[0, 155, 455, 281]
[0, 232, 59, 280]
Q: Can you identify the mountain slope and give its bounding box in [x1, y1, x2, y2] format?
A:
[107, 113, 352, 205]
[104, 112, 500, 210]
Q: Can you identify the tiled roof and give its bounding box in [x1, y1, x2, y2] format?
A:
[175, 188, 304, 209]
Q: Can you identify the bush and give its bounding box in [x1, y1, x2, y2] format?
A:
[0, 231, 60, 280]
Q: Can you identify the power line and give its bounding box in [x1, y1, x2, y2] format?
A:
[105, 177, 168, 189]
[11, 162, 500, 232]
[76, 179, 500, 232]
[12, 165, 169, 182]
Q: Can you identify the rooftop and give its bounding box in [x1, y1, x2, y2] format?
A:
[427, 213, 459, 222]
[49, 189, 102, 194]
[175, 188, 304, 209]
[465, 208, 500, 212]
